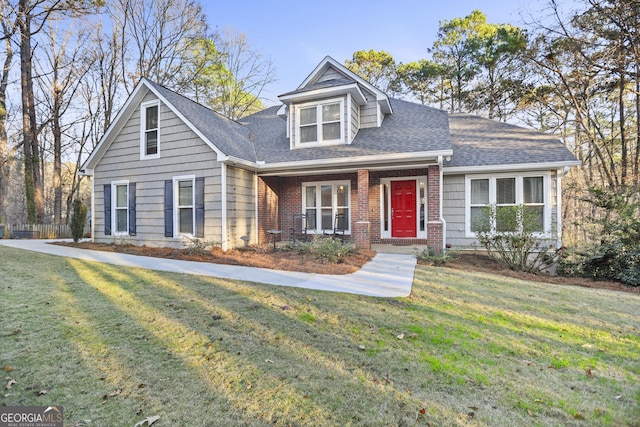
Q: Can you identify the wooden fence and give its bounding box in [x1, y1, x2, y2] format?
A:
[0, 224, 73, 239]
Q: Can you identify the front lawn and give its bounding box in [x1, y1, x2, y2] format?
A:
[1, 246, 638, 426]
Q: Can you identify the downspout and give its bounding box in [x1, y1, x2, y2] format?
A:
[438, 156, 447, 252]
[254, 172, 259, 245]
[556, 167, 568, 249]
[221, 163, 228, 251]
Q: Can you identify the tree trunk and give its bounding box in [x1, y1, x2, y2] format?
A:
[0, 27, 13, 224]
[19, 0, 44, 224]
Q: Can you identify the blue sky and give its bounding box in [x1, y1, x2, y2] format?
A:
[203, 0, 556, 105]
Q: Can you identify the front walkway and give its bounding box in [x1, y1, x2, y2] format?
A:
[0, 239, 416, 297]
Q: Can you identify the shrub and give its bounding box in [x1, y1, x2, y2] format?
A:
[558, 186, 640, 286]
[184, 237, 219, 255]
[70, 199, 88, 243]
[310, 235, 353, 264]
[473, 204, 557, 273]
[416, 247, 456, 266]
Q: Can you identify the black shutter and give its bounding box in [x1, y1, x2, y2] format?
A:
[103, 184, 111, 235]
[195, 177, 205, 238]
[128, 182, 136, 235]
[164, 180, 173, 237]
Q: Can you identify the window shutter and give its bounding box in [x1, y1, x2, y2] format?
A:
[195, 177, 205, 238]
[103, 184, 112, 235]
[164, 180, 173, 237]
[128, 183, 136, 235]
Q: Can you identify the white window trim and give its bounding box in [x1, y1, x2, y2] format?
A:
[294, 97, 345, 148]
[111, 180, 129, 236]
[173, 175, 195, 238]
[379, 177, 428, 239]
[140, 100, 161, 160]
[302, 180, 351, 234]
[465, 172, 552, 238]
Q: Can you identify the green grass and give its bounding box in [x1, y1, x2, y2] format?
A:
[1, 246, 639, 426]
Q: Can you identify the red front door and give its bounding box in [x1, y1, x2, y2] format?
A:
[391, 180, 417, 238]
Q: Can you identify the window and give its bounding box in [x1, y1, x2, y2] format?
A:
[296, 99, 343, 146]
[176, 177, 194, 235]
[141, 101, 160, 159]
[164, 177, 204, 238]
[104, 181, 136, 236]
[468, 174, 549, 235]
[302, 181, 350, 233]
[114, 183, 129, 234]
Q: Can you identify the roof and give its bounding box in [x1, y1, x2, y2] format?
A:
[143, 80, 258, 162]
[242, 98, 452, 166]
[444, 114, 580, 171]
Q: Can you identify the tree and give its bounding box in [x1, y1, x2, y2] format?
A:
[395, 60, 444, 106]
[207, 29, 274, 120]
[431, 10, 486, 113]
[0, 1, 17, 223]
[345, 49, 397, 93]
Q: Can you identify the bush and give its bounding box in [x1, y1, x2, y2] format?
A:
[310, 235, 353, 263]
[473, 204, 557, 273]
[416, 248, 456, 266]
[184, 237, 219, 255]
[70, 199, 88, 243]
[558, 186, 640, 286]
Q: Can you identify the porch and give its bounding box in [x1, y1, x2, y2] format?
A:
[256, 165, 444, 251]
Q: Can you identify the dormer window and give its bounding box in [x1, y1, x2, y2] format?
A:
[295, 98, 344, 146]
[141, 100, 160, 159]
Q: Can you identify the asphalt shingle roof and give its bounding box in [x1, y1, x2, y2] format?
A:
[146, 80, 258, 162]
[242, 98, 452, 164]
[446, 114, 577, 168]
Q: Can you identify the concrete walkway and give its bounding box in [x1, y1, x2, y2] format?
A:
[0, 239, 416, 297]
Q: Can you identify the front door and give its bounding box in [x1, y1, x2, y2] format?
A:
[391, 180, 417, 238]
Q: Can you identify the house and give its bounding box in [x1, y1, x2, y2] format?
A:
[81, 56, 580, 252]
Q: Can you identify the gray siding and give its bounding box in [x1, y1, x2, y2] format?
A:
[226, 166, 257, 248]
[443, 175, 471, 248]
[359, 88, 380, 129]
[316, 68, 344, 82]
[443, 172, 562, 249]
[350, 95, 360, 142]
[94, 92, 224, 248]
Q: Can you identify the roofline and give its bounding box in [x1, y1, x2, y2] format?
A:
[296, 56, 392, 115]
[83, 78, 234, 170]
[278, 82, 367, 105]
[257, 149, 453, 175]
[443, 160, 582, 175]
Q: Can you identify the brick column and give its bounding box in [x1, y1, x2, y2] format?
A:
[426, 164, 444, 251]
[355, 169, 370, 249]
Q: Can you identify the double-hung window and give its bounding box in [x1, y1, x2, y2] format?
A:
[175, 177, 194, 235]
[141, 101, 160, 159]
[114, 182, 129, 234]
[104, 180, 135, 236]
[467, 174, 549, 235]
[302, 181, 350, 233]
[296, 99, 343, 146]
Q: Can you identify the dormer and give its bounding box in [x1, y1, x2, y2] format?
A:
[278, 56, 393, 150]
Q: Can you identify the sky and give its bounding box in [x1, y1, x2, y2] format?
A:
[202, 0, 563, 105]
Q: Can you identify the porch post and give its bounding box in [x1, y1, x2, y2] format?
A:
[354, 169, 370, 250]
[427, 164, 444, 250]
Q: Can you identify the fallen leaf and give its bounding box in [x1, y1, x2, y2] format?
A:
[574, 413, 584, 420]
[408, 333, 418, 339]
[397, 334, 404, 340]
[358, 345, 366, 351]
[469, 406, 478, 411]
[37, 390, 47, 395]
[246, 383, 252, 390]
[527, 409, 533, 417]
[138, 383, 146, 388]
[264, 359, 274, 364]
[467, 411, 475, 418]
[585, 368, 593, 377]
[2, 366, 15, 372]
[419, 408, 426, 415]
[615, 395, 622, 400]
[108, 389, 121, 397]
[5, 379, 16, 390]
[134, 415, 160, 427]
